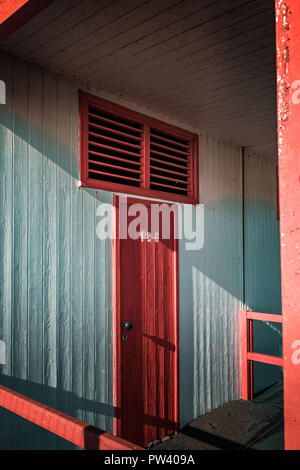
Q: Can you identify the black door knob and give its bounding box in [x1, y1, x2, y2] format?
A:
[122, 321, 133, 331]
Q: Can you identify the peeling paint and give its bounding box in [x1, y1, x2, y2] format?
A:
[276, 1, 292, 155]
[276, 1, 300, 449]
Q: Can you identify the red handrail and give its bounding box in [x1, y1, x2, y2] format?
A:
[241, 310, 283, 400]
[0, 384, 144, 450]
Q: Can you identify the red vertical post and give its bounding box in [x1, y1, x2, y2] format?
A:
[276, 0, 300, 450]
[241, 310, 250, 400]
[248, 319, 254, 400]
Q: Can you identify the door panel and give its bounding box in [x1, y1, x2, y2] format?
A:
[114, 197, 179, 448]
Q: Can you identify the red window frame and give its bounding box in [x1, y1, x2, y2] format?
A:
[79, 91, 199, 204]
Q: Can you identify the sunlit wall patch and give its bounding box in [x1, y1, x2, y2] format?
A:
[0, 340, 5, 365]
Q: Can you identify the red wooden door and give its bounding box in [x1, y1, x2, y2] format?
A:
[114, 197, 179, 448]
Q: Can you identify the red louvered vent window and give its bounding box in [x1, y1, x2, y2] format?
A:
[80, 92, 198, 204]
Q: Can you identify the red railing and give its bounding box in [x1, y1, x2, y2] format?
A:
[0, 384, 144, 450]
[241, 310, 283, 400]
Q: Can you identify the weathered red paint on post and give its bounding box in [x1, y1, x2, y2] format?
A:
[0, 0, 54, 41]
[276, 0, 300, 450]
[0, 384, 143, 450]
[248, 317, 254, 400]
[241, 310, 254, 400]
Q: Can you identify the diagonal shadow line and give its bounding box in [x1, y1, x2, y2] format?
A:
[181, 410, 283, 451]
[181, 425, 251, 450]
[242, 415, 284, 449]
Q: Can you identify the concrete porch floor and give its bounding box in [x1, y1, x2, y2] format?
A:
[152, 382, 283, 450]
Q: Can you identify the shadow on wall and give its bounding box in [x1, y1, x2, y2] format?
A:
[0, 373, 179, 450]
[0, 374, 116, 450]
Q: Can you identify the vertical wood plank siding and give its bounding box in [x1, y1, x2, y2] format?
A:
[0, 52, 113, 449]
[179, 138, 243, 426]
[0, 51, 281, 446]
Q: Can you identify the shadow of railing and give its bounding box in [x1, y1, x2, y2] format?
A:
[0, 384, 144, 450]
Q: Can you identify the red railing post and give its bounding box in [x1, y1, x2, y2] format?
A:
[248, 316, 254, 400]
[241, 310, 250, 400]
[276, 0, 300, 450]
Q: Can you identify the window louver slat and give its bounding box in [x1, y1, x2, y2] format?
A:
[150, 141, 189, 156]
[89, 169, 141, 181]
[151, 173, 191, 185]
[89, 121, 142, 141]
[89, 140, 142, 158]
[150, 129, 190, 148]
[89, 150, 142, 167]
[150, 182, 188, 192]
[150, 149, 189, 164]
[150, 164, 189, 178]
[150, 156, 189, 171]
[87, 104, 143, 187]
[89, 131, 142, 149]
[89, 160, 142, 174]
[89, 111, 141, 134]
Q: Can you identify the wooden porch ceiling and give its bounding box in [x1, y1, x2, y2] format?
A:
[0, 0, 277, 151]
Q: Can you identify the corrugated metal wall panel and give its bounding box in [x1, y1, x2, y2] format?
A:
[244, 149, 282, 393]
[0, 52, 13, 450]
[179, 137, 243, 427]
[0, 52, 113, 449]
